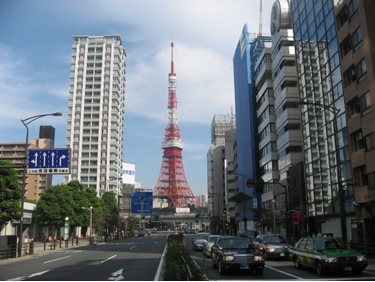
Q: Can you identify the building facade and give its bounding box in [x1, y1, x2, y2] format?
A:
[335, 0, 375, 245]
[254, 0, 304, 237]
[0, 126, 55, 202]
[291, 0, 354, 241]
[232, 24, 273, 232]
[65, 35, 126, 197]
[207, 113, 235, 234]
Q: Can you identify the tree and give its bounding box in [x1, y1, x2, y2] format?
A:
[0, 160, 22, 225]
[36, 180, 102, 238]
[36, 184, 75, 237]
[100, 192, 118, 237]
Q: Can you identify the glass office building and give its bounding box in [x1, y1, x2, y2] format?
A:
[290, 0, 354, 241]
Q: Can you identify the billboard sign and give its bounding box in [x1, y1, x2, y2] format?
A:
[131, 192, 153, 214]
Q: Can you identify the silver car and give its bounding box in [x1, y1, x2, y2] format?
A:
[192, 232, 209, 251]
[203, 235, 220, 257]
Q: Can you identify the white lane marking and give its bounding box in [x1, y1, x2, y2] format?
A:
[7, 276, 26, 281]
[100, 254, 117, 264]
[129, 246, 136, 250]
[265, 265, 304, 280]
[29, 270, 50, 277]
[108, 269, 125, 281]
[43, 255, 71, 264]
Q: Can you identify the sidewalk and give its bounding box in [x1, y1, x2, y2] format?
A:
[0, 238, 92, 265]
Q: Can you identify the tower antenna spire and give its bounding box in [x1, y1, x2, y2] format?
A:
[153, 42, 201, 208]
[170, 41, 175, 75]
[258, 0, 263, 36]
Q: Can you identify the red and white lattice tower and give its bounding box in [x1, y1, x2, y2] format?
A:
[153, 42, 201, 208]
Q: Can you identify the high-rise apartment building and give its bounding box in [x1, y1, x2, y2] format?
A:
[335, 0, 375, 245]
[65, 35, 126, 197]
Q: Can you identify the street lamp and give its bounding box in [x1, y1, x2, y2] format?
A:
[82, 206, 93, 244]
[299, 101, 347, 241]
[272, 199, 276, 233]
[18, 112, 62, 257]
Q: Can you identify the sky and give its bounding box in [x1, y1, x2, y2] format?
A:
[0, 0, 272, 197]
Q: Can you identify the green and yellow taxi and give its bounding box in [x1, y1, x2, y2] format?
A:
[289, 236, 368, 276]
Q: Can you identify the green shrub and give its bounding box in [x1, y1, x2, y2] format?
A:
[163, 234, 205, 281]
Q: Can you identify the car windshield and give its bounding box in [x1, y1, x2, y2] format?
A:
[314, 239, 347, 250]
[195, 233, 208, 240]
[263, 235, 287, 244]
[221, 237, 250, 249]
[208, 236, 219, 243]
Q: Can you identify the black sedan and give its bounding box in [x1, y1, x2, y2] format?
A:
[211, 235, 265, 275]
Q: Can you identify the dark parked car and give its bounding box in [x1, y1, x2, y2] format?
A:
[290, 236, 368, 276]
[211, 236, 265, 275]
[253, 234, 289, 260]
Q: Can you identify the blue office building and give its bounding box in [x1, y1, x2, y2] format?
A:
[232, 24, 271, 231]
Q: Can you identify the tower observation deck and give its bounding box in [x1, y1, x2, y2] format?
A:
[153, 42, 201, 208]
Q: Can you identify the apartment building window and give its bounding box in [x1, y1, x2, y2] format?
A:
[356, 59, 367, 82]
[351, 27, 363, 51]
[365, 132, 375, 151]
[340, 35, 352, 57]
[350, 130, 364, 151]
[359, 92, 371, 115]
[344, 65, 356, 86]
[353, 165, 367, 186]
[346, 97, 360, 118]
[347, 0, 358, 22]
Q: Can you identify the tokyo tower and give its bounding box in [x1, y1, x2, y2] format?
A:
[153, 42, 201, 208]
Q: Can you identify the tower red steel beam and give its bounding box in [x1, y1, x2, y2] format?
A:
[153, 42, 201, 208]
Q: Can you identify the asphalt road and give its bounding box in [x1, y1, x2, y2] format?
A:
[0, 235, 167, 281]
[185, 234, 375, 281]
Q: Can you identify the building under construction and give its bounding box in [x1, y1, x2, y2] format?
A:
[211, 111, 236, 146]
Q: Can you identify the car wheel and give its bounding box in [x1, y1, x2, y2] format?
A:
[294, 256, 302, 269]
[353, 270, 363, 275]
[218, 261, 226, 275]
[315, 261, 324, 276]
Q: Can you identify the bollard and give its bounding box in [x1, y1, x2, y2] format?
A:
[44, 241, 47, 251]
[76, 236, 79, 246]
[29, 240, 34, 254]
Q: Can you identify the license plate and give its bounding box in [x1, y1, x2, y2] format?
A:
[344, 266, 352, 271]
[240, 264, 249, 269]
[280, 253, 285, 256]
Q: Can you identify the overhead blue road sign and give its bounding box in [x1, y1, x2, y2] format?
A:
[27, 148, 70, 174]
[131, 192, 153, 214]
